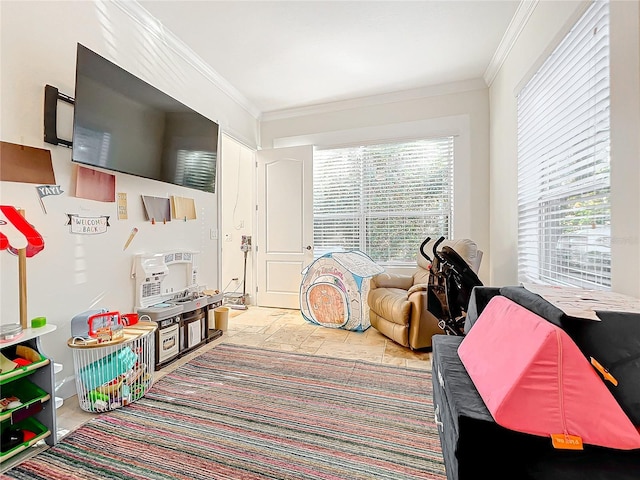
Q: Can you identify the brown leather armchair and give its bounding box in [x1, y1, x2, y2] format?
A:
[367, 238, 482, 350]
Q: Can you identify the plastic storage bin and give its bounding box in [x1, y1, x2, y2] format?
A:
[68, 323, 156, 413]
[0, 416, 50, 462]
[0, 378, 50, 424]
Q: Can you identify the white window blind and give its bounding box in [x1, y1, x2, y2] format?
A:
[314, 138, 454, 264]
[517, 0, 610, 289]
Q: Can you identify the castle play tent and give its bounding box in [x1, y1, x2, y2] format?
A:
[300, 250, 383, 331]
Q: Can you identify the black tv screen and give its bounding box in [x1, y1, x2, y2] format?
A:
[72, 44, 219, 193]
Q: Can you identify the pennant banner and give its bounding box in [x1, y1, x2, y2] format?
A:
[36, 184, 64, 214]
[37, 185, 64, 198]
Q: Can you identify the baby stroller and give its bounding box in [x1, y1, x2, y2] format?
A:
[421, 236, 483, 336]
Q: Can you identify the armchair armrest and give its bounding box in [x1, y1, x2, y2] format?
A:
[370, 272, 414, 290]
[407, 283, 428, 295]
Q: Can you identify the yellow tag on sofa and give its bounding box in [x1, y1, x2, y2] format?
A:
[551, 433, 584, 450]
[590, 357, 619, 386]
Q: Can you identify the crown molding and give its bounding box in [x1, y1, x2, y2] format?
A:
[484, 0, 539, 87]
[260, 78, 487, 122]
[115, 1, 261, 119]
[116, 1, 533, 123]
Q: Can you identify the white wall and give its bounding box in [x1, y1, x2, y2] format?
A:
[0, 1, 258, 398]
[488, 0, 640, 296]
[260, 82, 491, 283]
[220, 135, 256, 302]
[609, 0, 640, 296]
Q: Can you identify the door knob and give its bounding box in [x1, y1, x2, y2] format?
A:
[306, 245, 312, 250]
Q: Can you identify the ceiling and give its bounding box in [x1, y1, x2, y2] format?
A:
[138, 1, 522, 116]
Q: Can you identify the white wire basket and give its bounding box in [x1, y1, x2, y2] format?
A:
[68, 323, 156, 413]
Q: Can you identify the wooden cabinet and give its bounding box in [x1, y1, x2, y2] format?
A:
[0, 325, 57, 469]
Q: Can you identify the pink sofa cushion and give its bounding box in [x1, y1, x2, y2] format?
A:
[458, 295, 640, 450]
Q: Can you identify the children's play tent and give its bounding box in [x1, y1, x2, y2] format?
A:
[300, 250, 383, 331]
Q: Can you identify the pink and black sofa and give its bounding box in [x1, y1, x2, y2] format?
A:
[432, 285, 640, 480]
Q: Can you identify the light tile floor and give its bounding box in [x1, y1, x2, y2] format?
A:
[56, 306, 432, 440]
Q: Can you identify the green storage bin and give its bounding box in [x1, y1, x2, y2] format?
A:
[0, 378, 49, 423]
[0, 416, 49, 461]
[0, 356, 47, 386]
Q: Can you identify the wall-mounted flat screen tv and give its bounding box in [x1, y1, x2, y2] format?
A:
[72, 43, 219, 193]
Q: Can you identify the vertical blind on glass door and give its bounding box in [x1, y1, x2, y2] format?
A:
[313, 138, 454, 264]
[517, 0, 610, 289]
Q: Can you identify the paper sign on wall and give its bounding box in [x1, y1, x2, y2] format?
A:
[36, 185, 64, 214]
[171, 196, 197, 220]
[117, 193, 128, 220]
[141, 195, 171, 223]
[67, 214, 110, 234]
[75, 165, 116, 202]
[0, 141, 56, 185]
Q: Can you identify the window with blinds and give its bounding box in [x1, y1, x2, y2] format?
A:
[313, 138, 454, 264]
[517, 0, 610, 289]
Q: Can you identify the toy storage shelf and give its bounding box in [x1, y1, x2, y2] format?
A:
[0, 325, 57, 468]
[67, 322, 156, 413]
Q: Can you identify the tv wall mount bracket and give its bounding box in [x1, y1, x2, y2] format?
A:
[44, 84, 74, 148]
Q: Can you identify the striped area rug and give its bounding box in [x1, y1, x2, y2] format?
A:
[4, 344, 446, 480]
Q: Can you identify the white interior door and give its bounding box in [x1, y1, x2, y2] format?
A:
[256, 146, 313, 308]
